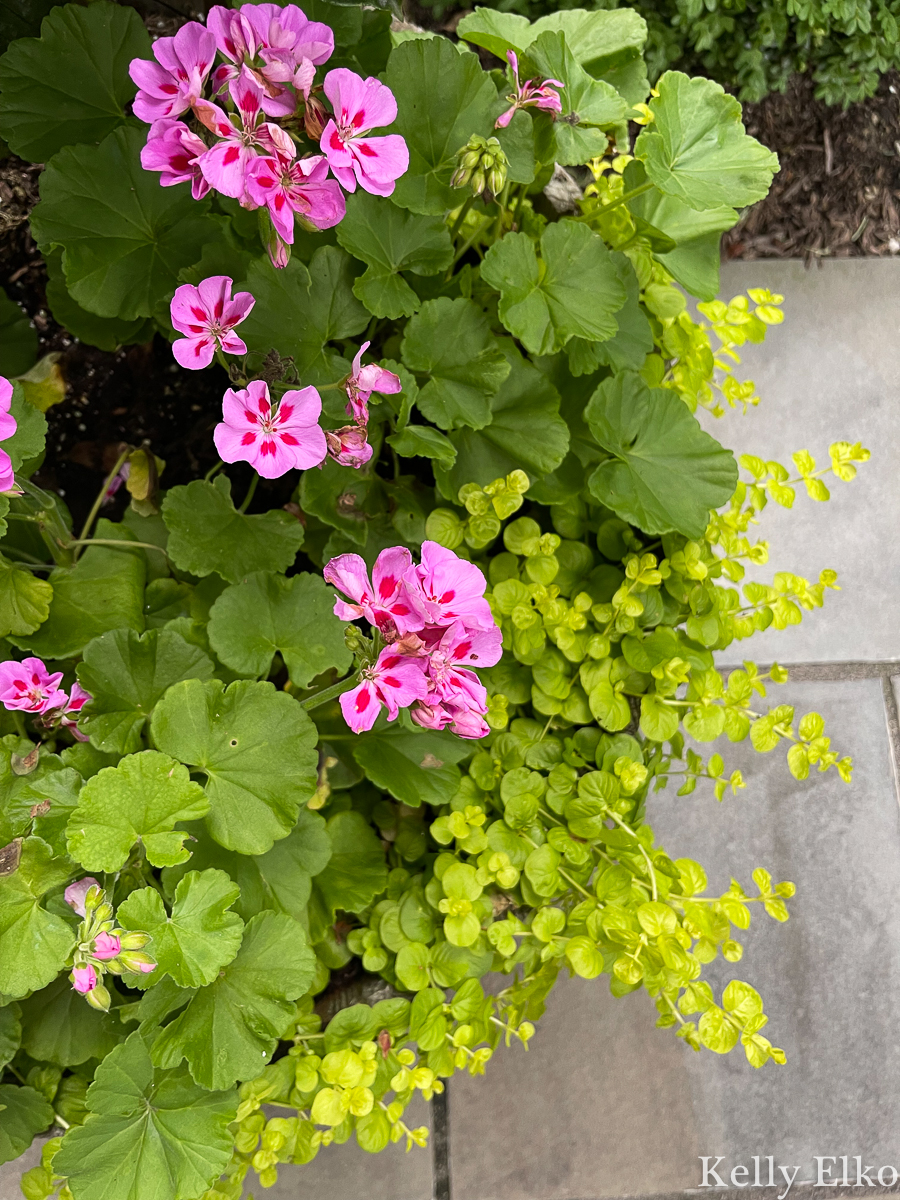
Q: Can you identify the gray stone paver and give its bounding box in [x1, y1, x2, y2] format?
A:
[449, 679, 900, 1198]
[701, 259, 900, 665]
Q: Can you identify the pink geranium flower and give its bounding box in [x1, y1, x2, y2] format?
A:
[0, 658, 67, 714]
[140, 119, 210, 200]
[71, 965, 97, 994]
[324, 425, 372, 469]
[344, 342, 401, 425]
[325, 547, 425, 637]
[61, 682, 91, 741]
[245, 153, 345, 242]
[169, 276, 255, 370]
[423, 621, 503, 700]
[495, 50, 562, 129]
[0, 376, 17, 493]
[407, 541, 494, 631]
[64, 877, 100, 918]
[320, 69, 409, 197]
[339, 646, 429, 733]
[195, 77, 294, 202]
[411, 696, 490, 740]
[130, 21, 216, 123]
[213, 379, 327, 478]
[92, 932, 121, 961]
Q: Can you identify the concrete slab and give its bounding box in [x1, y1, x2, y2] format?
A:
[0, 1141, 39, 1200]
[449, 679, 900, 1197]
[703, 259, 900, 664]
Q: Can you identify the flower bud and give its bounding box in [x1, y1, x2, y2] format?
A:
[304, 91, 328, 141]
[71, 965, 97, 994]
[471, 168, 486, 196]
[118, 951, 157, 974]
[64, 878, 100, 918]
[85, 983, 111, 1012]
[92, 932, 121, 961]
[118, 930, 152, 950]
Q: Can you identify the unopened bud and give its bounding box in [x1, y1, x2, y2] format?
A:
[85, 983, 111, 1012]
[471, 168, 486, 196]
[118, 951, 157, 974]
[118, 931, 152, 951]
[304, 92, 328, 140]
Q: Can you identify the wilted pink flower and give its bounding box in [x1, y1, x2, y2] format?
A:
[71, 965, 97, 994]
[214, 379, 327, 478]
[325, 547, 425, 636]
[495, 50, 562, 129]
[140, 118, 210, 200]
[340, 646, 429, 733]
[325, 425, 372, 469]
[130, 21, 216, 123]
[92, 932, 121, 961]
[410, 696, 489, 739]
[344, 342, 401, 425]
[170, 276, 255, 370]
[245, 153, 345, 242]
[320, 69, 408, 197]
[65, 877, 100, 918]
[407, 541, 494, 631]
[0, 658, 67, 714]
[195, 77, 294, 202]
[60, 682, 92, 741]
[0, 377, 17, 494]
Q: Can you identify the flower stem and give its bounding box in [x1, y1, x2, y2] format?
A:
[449, 194, 476, 241]
[74, 447, 130, 562]
[238, 473, 259, 514]
[299, 675, 358, 710]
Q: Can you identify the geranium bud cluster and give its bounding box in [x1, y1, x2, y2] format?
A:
[130, 4, 409, 268]
[64, 879, 156, 1010]
[0, 655, 90, 739]
[450, 134, 508, 198]
[324, 542, 503, 738]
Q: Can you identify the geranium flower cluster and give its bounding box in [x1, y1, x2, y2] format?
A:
[0, 656, 90, 739]
[130, 4, 409, 267]
[64, 879, 156, 1010]
[0, 376, 18, 494]
[325, 542, 503, 739]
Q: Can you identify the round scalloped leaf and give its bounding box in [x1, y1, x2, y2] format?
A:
[0, 552, 52, 640]
[19, 975, 121, 1067]
[0, 288, 37, 377]
[0, 836, 74, 998]
[0, 1084, 53, 1166]
[308, 810, 389, 941]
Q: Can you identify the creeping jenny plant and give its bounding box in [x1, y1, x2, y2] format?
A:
[0, 2, 871, 1198]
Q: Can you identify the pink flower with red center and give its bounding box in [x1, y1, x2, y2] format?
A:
[130, 21, 216, 124]
[64, 877, 100, 918]
[169, 276, 255, 370]
[214, 379, 327, 479]
[422, 621, 502, 701]
[325, 547, 425, 637]
[320, 68, 409, 197]
[344, 341, 401, 425]
[495, 50, 563, 129]
[245, 153, 345, 242]
[406, 541, 494, 632]
[92, 932, 121, 961]
[71, 965, 97, 994]
[0, 376, 17, 494]
[0, 657, 67, 714]
[140, 118, 210, 200]
[195, 76, 294, 203]
[324, 425, 372, 469]
[339, 645, 429, 733]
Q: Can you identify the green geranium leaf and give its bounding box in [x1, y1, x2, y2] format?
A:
[161, 476, 304, 585]
[30, 125, 217, 321]
[151, 912, 315, 1089]
[118, 870, 243, 989]
[45, 249, 153, 352]
[387, 424, 458, 470]
[351, 724, 471, 808]
[481, 220, 625, 356]
[12, 519, 145, 660]
[238, 248, 368, 383]
[585, 372, 739, 538]
[384, 37, 496, 215]
[0, 288, 37, 377]
[337, 193, 453, 318]
[20, 975, 121, 1067]
[0, 551, 52, 638]
[0, 1, 150, 162]
[151, 679, 318, 855]
[77, 627, 215, 755]
[635, 71, 779, 211]
[401, 297, 510, 430]
[309, 811, 388, 940]
[0, 837, 74, 998]
[578, 250, 653, 374]
[66, 751, 209, 872]
[0, 1084, 53, 1166]
[0, 1002, 19, 1072]
[207, 571, 351, 687]
[53, 1032, 237, 1200]
[435, 342, 568, 496]
[298, 457, 376, 545]
[6, 380, 47, 472]
[0, 737, 78, 845]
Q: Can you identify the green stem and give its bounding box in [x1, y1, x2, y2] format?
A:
[64, 538, 169, 559]
[448, 215, 492, 273]
[238, 473, 259, 514]
[204, 459, 224, 482]
[449, 194, 476, 241]
[299, 675, 358, 710]
[75, 447, 130, 562]
[577, 180, 654, 220]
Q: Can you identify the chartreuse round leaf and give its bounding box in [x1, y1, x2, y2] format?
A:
[52, 1031, 237, 1200]
[12, 519, 145, 661]
[635, 71, 779, 211]
[0, 553, 52, 640]
[0, 1084, 53, 1166]
[30, 125, 217, 321]
[207, 571, 351, 686]
[337, 192, 453, 318]
[161, 476, 304, 585]
[351, 725, 472, 808]
[0, 837, 74, 998]
[76, 627, 215, 755]
[401, 297, 511, 431]
[0, 288, 36, 377]
[118, 870, 243, 989]
[151, 912, 316, 1089]
[308, 811, 388, 941]
[585, 372, 738, 538]
[66, 751, 209, 872]
[150, 679, 318, 855]
[482, 221, 626, 356]
[20, 975, 121, 1067]
[0, 2, 150, 162]
[383, 36, 496, 215]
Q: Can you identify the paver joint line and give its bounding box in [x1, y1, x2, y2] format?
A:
[432, 1084, 451, 1200]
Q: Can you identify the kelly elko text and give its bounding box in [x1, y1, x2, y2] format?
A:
[699, 1156, 900, 1197]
